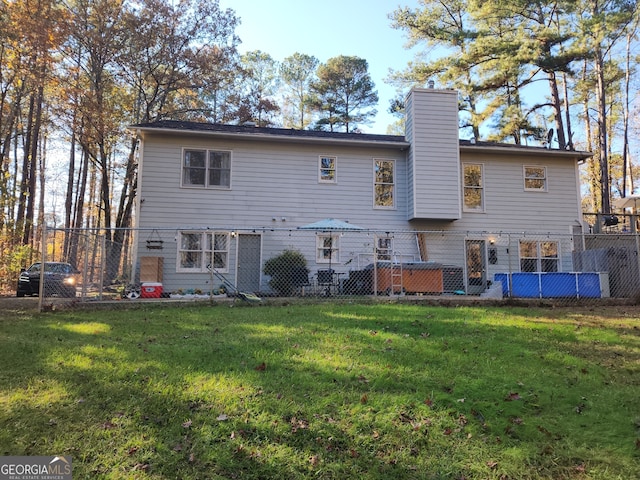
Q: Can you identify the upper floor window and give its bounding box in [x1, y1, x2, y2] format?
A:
[519, 240, 558, 272]
[463, 163, 484, 212]
[182, 149, 231, 188]
[524, 166, 546, 191]
[374, 159, 395, 208]
[319, 156, 337, 183]
[177, 231, 230, 272]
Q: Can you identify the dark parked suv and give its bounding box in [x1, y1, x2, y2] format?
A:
[16, 262, 79, 298]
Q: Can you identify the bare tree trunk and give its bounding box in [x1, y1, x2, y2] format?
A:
[594, 49, 610, 214]
[582, 61, 598, 212]
[621, 32, 632, 197]
[561, 72, 574, 151]
[23, 85, 44, 246]
[106, 137, 138, 284]
[16, 94, 36, 241]
[547, 71, 566, 149]
[63, 131, 76, 258]
[68, 147, 89, 269]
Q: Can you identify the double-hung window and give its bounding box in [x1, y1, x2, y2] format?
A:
[177, 231, 230, 272]
[463, 163, 484, 212]
[316, 234, 339, 264]
[319, 156, 337, 183]
[519, 240, 558, 272]
[376, 236, 393, 261]
[524, 166, 546, 191]
[374, 159, 395, 208]
[182, 149, 231, 188]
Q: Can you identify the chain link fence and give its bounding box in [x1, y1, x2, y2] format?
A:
[36, 226, 640, 310]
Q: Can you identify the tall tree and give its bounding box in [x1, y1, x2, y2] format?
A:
[574, 0, 637, 213]
[310, 55, 378, 132]
[8, 0, 64, 246]
[238, 50, 280, 126]
[110, 0, 241, 281]
[279, 53, 318, 129]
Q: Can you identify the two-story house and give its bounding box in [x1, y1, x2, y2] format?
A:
[131, 87, 590, 296]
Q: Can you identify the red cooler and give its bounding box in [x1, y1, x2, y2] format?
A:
[141, 282, 163, 298]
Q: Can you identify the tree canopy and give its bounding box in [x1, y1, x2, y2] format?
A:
[390, 0, 640, 213]
[309, 55, 378, 132]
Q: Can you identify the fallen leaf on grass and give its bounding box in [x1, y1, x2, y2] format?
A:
[486, 461, 498, 469]
[188, 453, 195, 463]
[182, 419, 192, 428]
[424, 398, 434, 407]
[131, 463, 149, 472]
[360, 394, 368, 404]
[290, 417, 309, 433]
[217, 414, 229, 421]
[309, 455, 319, 466]
[505, 392, 521, 401]
[255, 362, 266, 371]
[101, 421, 117, 429]
[127, 446, 139, 455]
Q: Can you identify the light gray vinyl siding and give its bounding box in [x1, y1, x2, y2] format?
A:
[405, 95, 415, 219]
[137, 134, 408, 231]
[133, 91, 586, 293]
[454, 152, 582, 232]
[405, 88, 461, 220]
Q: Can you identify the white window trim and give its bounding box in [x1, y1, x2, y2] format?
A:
[373, 158, 396, 209]
[463, 162, 485, 213]
[316, 234, 340, 264]
[375, 236, 393, 261]
[318, 155, 337, 183]
[181, 147, 232, 189]
[176, 231, 231, 273]
[523, 165, 547, 192]
[518, 239, 559, 272]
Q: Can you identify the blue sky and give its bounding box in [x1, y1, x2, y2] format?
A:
[220, 0, 422, 133]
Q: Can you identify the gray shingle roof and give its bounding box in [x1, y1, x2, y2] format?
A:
[131, 120, 591, 159]
[132, 120, 407, 144]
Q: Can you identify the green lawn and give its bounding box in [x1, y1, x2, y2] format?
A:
[0, 301, 638, 479]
